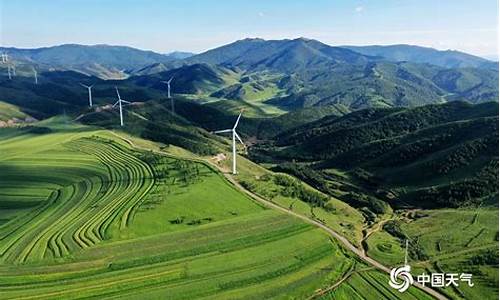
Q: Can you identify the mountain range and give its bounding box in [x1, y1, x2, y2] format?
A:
[0, 38, 498, 214]
[1, 38, 498, 116]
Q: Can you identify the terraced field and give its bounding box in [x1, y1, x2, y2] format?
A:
[0, 124, 373, 299]
[0, 123, 444, 299]
[0, 132, 157, 262]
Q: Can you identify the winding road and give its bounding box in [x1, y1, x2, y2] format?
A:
[111, 131, 448, 300]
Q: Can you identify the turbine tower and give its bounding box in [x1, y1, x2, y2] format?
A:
[7, 65, 11, 80]
[404, 239, 409, 266]
[113, 86, 131, 126]
[213, 111, 245, 175]
[80, 83, 94, 107]
[33, 67, 38, 85]
[161, 77, 174, 113]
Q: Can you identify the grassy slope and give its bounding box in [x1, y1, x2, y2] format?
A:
[0, 119, 442, 299]
[0, 101, 29, 122]
[364, 208, 498, 299]
[0, 120, 374, 299]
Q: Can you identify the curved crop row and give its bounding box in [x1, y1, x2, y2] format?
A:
[0, 136, 154, 263]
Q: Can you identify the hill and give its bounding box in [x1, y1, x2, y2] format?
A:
[128, 63, 237, 95]
[187, 37, 373, 72]
[0, 122, 369, 299]
[251, 101, 499, 209]
[187, 38, 498, 110]
[1, 39, 498, 114]
[79, 100, 221, 155]
[344, 44, 498, 70]
[0, 44, 176, 79]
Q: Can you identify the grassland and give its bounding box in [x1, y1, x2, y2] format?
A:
[363, 208, 499, 299]
[0, 121, 416, 299]
[319, 267, 435, 300]
[204, 147, 366, 247]
[0, 101, 30, 122]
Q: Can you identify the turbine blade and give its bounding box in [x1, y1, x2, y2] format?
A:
[80, 83, 89, 88]
[115, 86, 121, 100]
[213, 129, 232, 134]
[112, 100, 120, 107]
[168, 76, 173, 84]
[234, 132, 245, 146]
[233, 112, 242, 129]
[121, 100, 131, 104]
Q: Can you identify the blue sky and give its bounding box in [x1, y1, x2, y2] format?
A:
[0, 0, 497, 56]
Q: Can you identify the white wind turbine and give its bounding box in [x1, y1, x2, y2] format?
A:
[404, 239, 409, 267]
[113, 86, 131, 126]
[213, 111, 245, 175]
[80, 83, 94, 107]
[7, 65, 11, 80]
[161, 77, 174, 113]
[33, 67, 38, 84]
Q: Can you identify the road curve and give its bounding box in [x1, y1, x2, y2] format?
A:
[222, 173, 448, 300]
[111, 131, 448, 300]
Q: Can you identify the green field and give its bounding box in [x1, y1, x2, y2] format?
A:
[0, 122, 412, 299]
[364, 208, 499, 299]
[0, 101, 30, 122]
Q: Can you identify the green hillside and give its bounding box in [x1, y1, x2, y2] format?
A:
[0, 101, 31, 122]
[79, 100, 221, 155]
[252, 101, 499, 209]
[0, 120, 436, 299]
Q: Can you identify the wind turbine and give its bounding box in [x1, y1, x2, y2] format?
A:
[1, 53, 8, 63]
[33, 67, 38, 85]
[80, 83, 94, 107]
[113, 86, 131, 126]
[7, 65, 11, 80]
[213, 110, 245, 175]
[161, 77, 174, 113]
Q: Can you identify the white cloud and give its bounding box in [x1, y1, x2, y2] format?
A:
[258, 12, 265, 18]
[355, 6, 364, 13]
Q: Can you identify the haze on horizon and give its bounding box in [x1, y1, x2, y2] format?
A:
[0, 0, 498, 58]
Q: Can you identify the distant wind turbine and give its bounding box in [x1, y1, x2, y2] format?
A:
[213, 110, 245, 175]
[161, 77, 174, 113]
[7, 65, 12, 80]
[113, 86, 131, 126]
[33, 67, 38, 85]
[404, 239, 409, 267]
[1, 53, 8, 63]
[80, 83, 94, 107]
[11, 64, 15, 76]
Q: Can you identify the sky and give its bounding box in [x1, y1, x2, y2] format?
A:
[0, 0, 498, 57]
